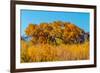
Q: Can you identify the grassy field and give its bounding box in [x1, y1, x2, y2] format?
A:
[21, 40, 89, 63]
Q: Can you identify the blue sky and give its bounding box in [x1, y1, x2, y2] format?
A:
[21, 10, 90, 36]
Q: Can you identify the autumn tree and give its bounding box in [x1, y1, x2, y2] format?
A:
[24, 21, 87, 45]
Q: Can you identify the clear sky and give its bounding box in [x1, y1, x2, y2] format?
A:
[21, 10, 90, 36]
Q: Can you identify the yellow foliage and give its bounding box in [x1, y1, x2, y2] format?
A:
[25, 24, 36, 36]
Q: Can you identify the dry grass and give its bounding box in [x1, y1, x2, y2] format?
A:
[21, 40, 89, 63]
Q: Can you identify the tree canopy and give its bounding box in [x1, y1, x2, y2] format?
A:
[23, 21, 89, 45]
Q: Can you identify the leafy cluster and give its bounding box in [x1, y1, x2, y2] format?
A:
[23, 21, 88, 45]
